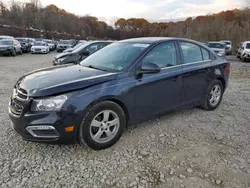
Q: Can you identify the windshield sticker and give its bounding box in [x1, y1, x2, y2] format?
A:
[133, 44, 150, 48]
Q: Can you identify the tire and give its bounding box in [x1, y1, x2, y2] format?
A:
[12, 49, 16, 56]
[201, 80, 223, 111]
[241, 56, 246, 62]
[78, 101, 126, 150]
[19, 49, 23, 55]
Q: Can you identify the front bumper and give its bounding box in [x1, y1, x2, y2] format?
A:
[31, 49, 47, 54]
[0, 49, 11, 55]
[8, 99, 80, 144]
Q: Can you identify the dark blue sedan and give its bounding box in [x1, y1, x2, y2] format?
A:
[9, 37, 230, 150]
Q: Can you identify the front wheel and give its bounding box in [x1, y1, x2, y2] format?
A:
[12, 49, 16, 56]
[201, 80, 223, 111]
[78, 101, 126, 150]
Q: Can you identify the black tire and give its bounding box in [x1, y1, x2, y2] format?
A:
[78, 101, 126, 150]
[19, 49, 23, 55]
[241, 56, 246, 62]
[201, 80, 224, 111]
[12, 49, 16, 56]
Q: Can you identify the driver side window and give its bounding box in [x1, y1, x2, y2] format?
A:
[142, 42, 177, 68]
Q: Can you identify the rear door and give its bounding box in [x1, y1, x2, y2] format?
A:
[178, 41, 214, 105]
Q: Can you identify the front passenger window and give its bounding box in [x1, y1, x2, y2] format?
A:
[142, 42, 177, 68]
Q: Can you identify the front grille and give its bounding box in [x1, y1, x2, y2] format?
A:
[35, 48, 41, 52]
[10, 99, 23, 116]
[17, 88, 28, 100]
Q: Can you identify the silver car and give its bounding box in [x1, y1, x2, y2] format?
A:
[207, 42, 226, 57]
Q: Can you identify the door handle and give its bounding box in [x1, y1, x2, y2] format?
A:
[171, 76, 179, 81]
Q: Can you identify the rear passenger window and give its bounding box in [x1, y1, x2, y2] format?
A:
[201, 48, 210, 60]
[180, 42, 203, 64]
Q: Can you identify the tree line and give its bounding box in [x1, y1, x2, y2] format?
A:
[0, 0, 250, 47]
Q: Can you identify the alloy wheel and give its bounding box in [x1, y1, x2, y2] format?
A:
[209, 85, 222, 106]
[89, 110, 120, 144]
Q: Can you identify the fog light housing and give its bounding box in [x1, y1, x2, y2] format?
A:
[26, 126, 59, 138]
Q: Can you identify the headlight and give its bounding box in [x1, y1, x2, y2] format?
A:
[218, 51, 225, 56]
[31, 95, 68, 111]
[57, 57, 67, 62]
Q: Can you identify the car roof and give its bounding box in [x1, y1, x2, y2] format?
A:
[118, 37, 208, 45]
[244, 41, 250, 43]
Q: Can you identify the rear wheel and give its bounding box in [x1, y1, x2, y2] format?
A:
[201, 80, 223, 111]
[19, 49, 23, 55]
[78, 101, 126, 150]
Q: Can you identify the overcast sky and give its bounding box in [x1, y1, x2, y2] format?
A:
[2, 0, 247, 25]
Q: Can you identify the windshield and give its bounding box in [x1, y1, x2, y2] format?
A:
[71, 43, 85, 51]
[0, 40, 13, 45]
[59, 40, 70, 44]
[34, 42, 46, 46]
[208, 43, 225, 49]
[16, 38, 27, 42]
[72, 42, 93, 53]
[246, 43, 250, 49]
[44, 40, 52, 43]
[80, 42, 149, 72]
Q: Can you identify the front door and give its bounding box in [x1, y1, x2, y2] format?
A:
[134, 41, 183, 119]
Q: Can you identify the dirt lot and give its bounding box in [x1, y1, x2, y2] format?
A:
[0, 53, 250, 188]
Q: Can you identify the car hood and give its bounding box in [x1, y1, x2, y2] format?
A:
[55, 52, 72, 59]
[210, 48, 225, 52]
[15, 65, 118, 97]
[63, 48, 73, 53]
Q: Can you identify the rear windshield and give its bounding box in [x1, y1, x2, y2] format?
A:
[246, 43, 250, 49]
[207, 43, 225, 49]
[0, 40, 13, 45]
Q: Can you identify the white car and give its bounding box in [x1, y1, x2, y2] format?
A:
[239, 41, 250, 62]
[207, 42, 226, 57]
[220, 40, 232, 55]
[31, 42, 50, 54]
[43, 39, 55, 51]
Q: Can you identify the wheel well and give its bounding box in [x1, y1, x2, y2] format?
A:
[84, 98, 130, 126]
[216, 77, 225, 91]
[107, 99, 130, 125]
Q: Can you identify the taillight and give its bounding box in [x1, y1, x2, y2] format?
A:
[225, 61, 230, 76]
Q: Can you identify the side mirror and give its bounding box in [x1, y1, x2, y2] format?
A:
[81, 51, 90, 56]
[138, 62, 161, 75]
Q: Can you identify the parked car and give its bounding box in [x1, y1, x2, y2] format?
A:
[239, 41, 250, 62]
[56, 40, 74, 52]
[236, 42, 244, 59]
[28, 38, 36, 46]
[31, 41, 50, 54]
[43, 39, 55, 51]
[62, 43, 86, 53]
[207, 42, 226, 57]
[16, 38, 32, 53]
[78, 40, 87, 44]
[8, 37, 230, 150]
[0, 35, 14, 40]
[53, 41, 111, 65]
[0, 38, 22, 56]
[220, 40, 232, 55]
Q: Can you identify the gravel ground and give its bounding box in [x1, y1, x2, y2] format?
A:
[0, 53, 250, 188]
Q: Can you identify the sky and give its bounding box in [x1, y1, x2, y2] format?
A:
[2, 0, 248, 25]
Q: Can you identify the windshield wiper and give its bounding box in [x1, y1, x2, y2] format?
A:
[86, 65, 108, 72]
